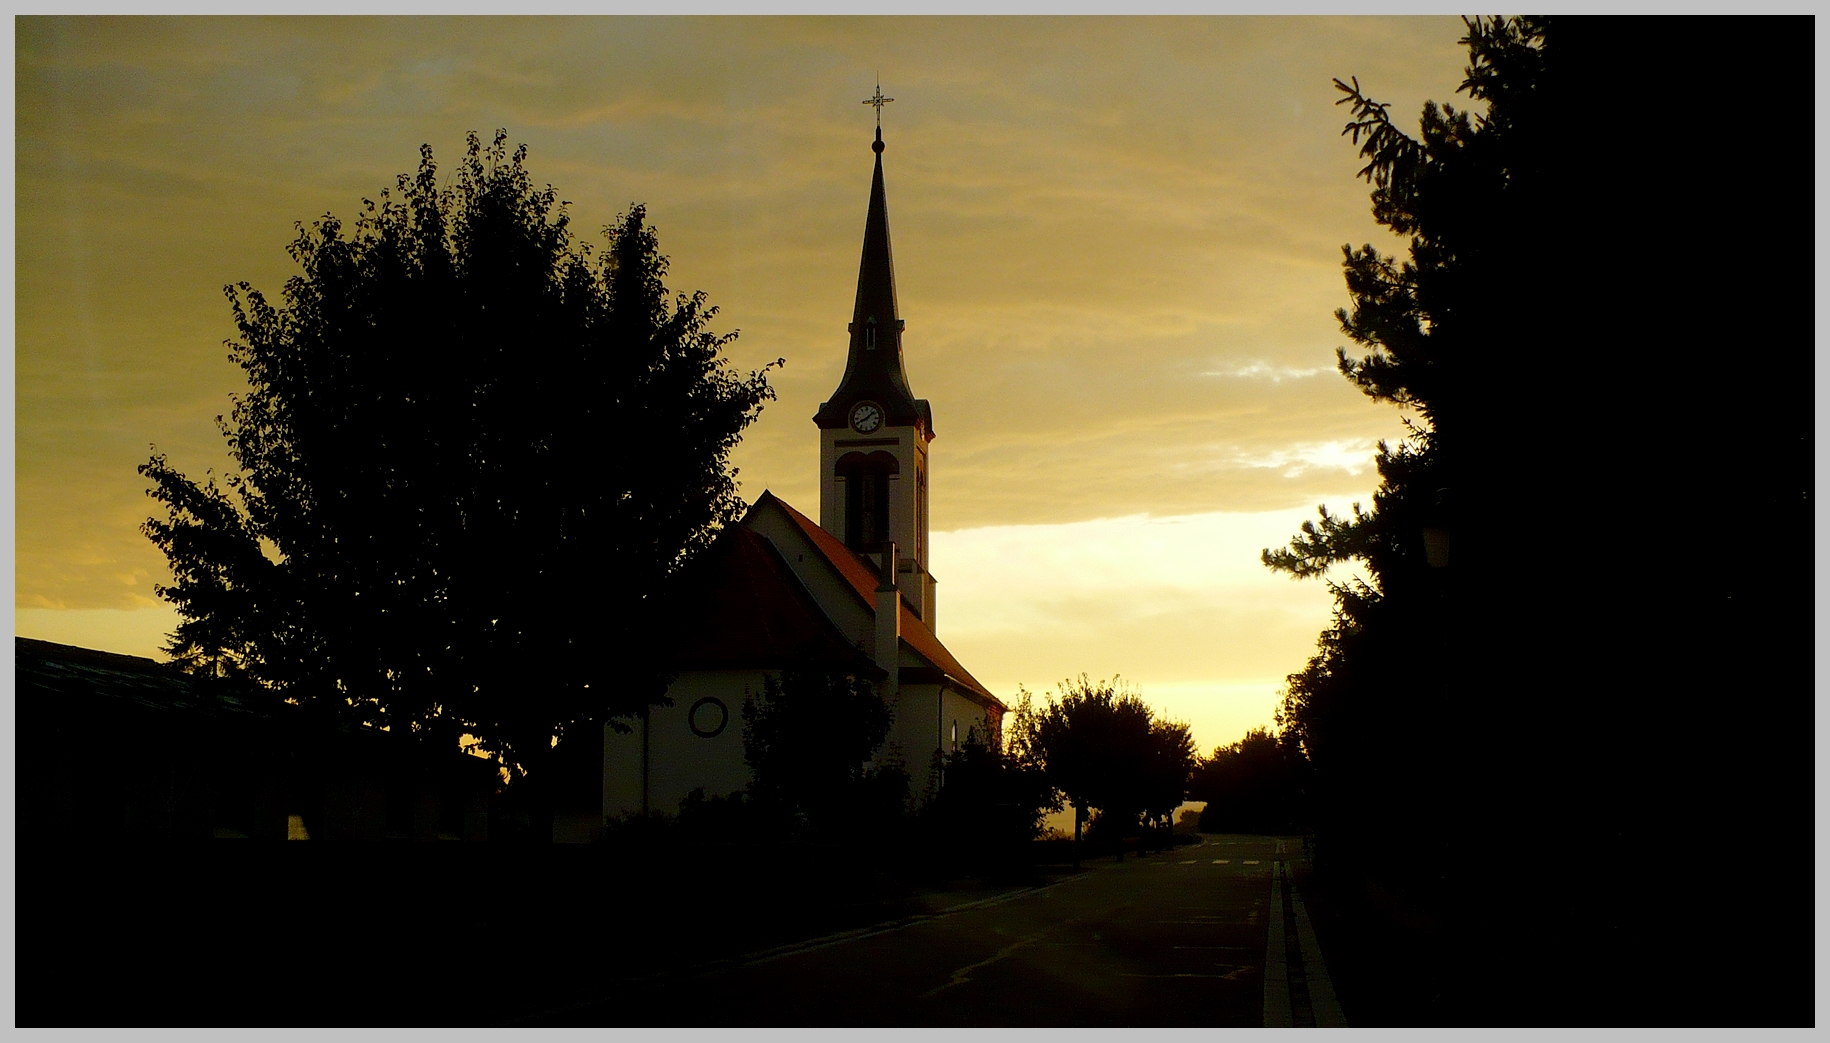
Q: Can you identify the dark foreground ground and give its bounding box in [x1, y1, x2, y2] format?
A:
[21, 830, 1813, 1027]
[26, 837, 971, 1025]
[29, 832, 1319, 1027]
[517, 833, 1321, 1027]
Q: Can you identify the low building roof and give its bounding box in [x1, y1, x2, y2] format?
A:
[15, 637, 261, 719]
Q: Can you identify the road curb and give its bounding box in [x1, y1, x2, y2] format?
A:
[1263, 857, 1348, 1028]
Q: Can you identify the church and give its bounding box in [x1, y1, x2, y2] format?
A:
[602, 114, 1005, 821]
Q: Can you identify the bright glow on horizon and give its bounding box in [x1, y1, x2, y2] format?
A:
[932, 502, 1370, 752]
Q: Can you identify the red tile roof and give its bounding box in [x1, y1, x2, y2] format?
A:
[663, 523, 884, 678]
[753, 493, 1001, 710]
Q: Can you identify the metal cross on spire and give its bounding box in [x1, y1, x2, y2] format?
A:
[862, 78, 894, 132]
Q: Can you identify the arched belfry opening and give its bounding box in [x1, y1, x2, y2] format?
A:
[836, 450, 898, 551]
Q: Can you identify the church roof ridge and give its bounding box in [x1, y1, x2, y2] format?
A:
[751, 493, 1001, 710]
[660, 519, 885, 676]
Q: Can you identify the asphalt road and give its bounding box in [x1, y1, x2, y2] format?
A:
[523, 834, 1345, 1027]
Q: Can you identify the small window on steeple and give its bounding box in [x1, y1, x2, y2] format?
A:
[865, 316, 878, 350]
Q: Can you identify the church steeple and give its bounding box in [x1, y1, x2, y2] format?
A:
[814, 121, 932, 436]
[816, 100, 937, 628]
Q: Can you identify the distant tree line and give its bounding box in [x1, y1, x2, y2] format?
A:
[1188, 727, 1308, 835]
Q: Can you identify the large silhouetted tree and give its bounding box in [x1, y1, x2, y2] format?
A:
[1261, 17, 1538, 878]
[140, 131, 775, 810]
[1011, 676, 1193, 861]
[1260, 17, 1813, 1023]
[1138, 717, 1198, 847]
[1016, 677, 1141, 852]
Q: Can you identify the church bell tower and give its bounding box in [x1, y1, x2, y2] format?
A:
[815, 105, 937, 627]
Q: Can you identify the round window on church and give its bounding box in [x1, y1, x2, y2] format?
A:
[688, 697, 729, 738]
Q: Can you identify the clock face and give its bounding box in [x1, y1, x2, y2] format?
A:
[850, 402, 884, 433]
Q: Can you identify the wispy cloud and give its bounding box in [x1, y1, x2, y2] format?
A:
[1232, 439, 1377, 478]
[1201, 361, 1328, 382]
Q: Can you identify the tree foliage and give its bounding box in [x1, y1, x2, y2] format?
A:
[920, 725, 1059, 866]
[740, 668, 907, 836]
[1009, 676, 1195, 848]
[140, 130, 776, 785]
[1261, 18, 1546, 870]
[1189, 727, 1308, 835]
[1140, 718, 1199, 827]
[1253, 18, 1813, 1021]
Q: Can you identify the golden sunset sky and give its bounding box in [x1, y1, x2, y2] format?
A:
[16, 16, 1470, 753]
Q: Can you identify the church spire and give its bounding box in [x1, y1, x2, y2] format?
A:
[815, 101, 932, 438]
[851, 124, 902, 358]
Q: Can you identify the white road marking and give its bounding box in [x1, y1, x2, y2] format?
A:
[920, 934, 1041, 998]
[1289, 872, 1348, 1027]
[1180, 859, 1197, 864]
[1243, 860, 1262, 865]
[1212, 859, 1230, 864]
[1263, 862, 1292, 1027]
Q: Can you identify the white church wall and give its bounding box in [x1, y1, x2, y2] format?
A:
[887, 682, 941, 799]
[604, 666, 1000, 819]
[748, 506, 875, 649]
[602, 669, 759, 820]
[941, 686, 997, 754]
[890, 683, 1002, 802]
[603, 716, 642, 820]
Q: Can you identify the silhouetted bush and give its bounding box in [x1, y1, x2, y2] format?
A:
[675, 786, 756, 840]
[919, 731, 1058, 873]
[741, 669, 909, 840]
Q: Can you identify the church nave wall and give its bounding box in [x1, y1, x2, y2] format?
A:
[603, 669, 756, 820]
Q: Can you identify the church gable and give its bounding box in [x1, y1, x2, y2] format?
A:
[747, 493, 1000, 710]
[742, 492, 877, 652]
[659, 522, 882, 678]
